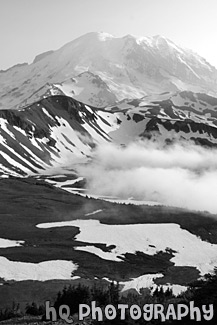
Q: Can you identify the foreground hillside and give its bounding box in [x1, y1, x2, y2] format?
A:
[1, 262, 217, 324]
[0, 177, 217, 310]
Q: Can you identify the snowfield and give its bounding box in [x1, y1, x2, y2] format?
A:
[120, 274, 187, 296]
[0, 236, 78, 282]
[85, 209, 103, 216]
[37, 219, 217, 275]
[0, 257, 78, 281]
[0, 238, 24, 248]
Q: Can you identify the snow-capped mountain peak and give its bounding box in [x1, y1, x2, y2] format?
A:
[1, 32, 217, 110]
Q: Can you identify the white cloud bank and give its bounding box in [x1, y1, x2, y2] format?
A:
[78, 140, 217, 214]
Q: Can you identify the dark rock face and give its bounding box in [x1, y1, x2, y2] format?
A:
[140, 117, 217, 145]
[107, 90, 217, 147]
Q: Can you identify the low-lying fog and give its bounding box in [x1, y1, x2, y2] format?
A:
[78, 140, 217, 214]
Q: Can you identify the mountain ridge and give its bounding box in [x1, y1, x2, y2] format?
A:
[1, 32, 217, 110]
[2, 91, 217, 177]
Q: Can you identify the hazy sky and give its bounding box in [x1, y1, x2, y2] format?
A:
[1, 0, 217, 70]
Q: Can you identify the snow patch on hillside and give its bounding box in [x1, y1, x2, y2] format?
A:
[0, 238, 24, 248]
[119, 274, 187, 296]
[85, 209, 103, 216]
[0, 257, 78, 281]
[37, 219, 217, 275]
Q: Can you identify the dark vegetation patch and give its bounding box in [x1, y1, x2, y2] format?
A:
[116, 117, 122, 125]
[127, 99, 141, 106]
[3, 272, 217, 324]
[197, 93, 217, 106]
[179, 91, 197, 102]
[190, 137, 217, 148]
[119, 251, 174, 273]
[199, 100, 207, 106]
[146, 106, 161, 116]
[142, 117, 217, 144]
[155, 266, 200, 286]
[132, 114, 144, 123]
[1, 177, 217, 242]
[0, 279, 80, 312]
[45, 174, 77, 182]
[151, 100, 178, 119]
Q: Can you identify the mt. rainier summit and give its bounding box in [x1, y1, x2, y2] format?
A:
[1, 32, 217, 110]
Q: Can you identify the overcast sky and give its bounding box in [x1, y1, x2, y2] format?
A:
[1, 0, 217, 70]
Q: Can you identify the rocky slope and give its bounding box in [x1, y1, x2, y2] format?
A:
[108, 90, 217, 146]
[2, 91, 217, 176]
[18, 71, 117, 109]
[0, 95, 118, 176]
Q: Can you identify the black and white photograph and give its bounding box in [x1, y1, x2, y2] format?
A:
[0, 0, 217, 323]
